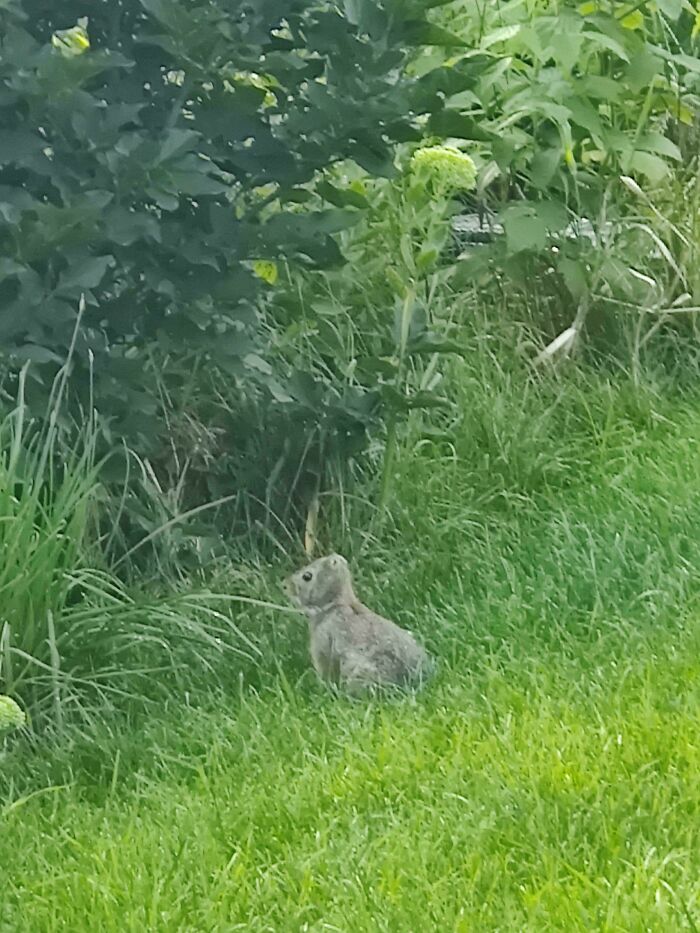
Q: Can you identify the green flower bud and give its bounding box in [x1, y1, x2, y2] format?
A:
[410, 145, 477, 193]
[0, 695, 25, 733]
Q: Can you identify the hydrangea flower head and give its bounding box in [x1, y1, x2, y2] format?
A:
[410, 145, 477, 193]
[0, 695, 25, 733]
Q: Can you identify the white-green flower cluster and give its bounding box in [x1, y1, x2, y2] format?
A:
[0, 695, 25, 733]
[410, 145, 477, 193]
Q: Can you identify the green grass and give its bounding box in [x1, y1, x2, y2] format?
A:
[3, 370, 700, 931]
[0, 367, 277, 730]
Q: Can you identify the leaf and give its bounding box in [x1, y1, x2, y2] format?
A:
[558, 257, 588, 300]
[625, 50, 663, 92]
[566, 97, 606, 138]
[582, 28, 630, 62]
[535, 201, 569, 232]
[10, 344, 64, 364]
[147, 187, 180, 211]
[629, 151, 670, 183]
[350, 141, 397, 177]
[635, 132, 681, 161]
[57, 255, 114, 293]
[620, 9, 644, 29]
[576, 75, 623, 102]
[243, 353, 273, 375]
[381, 385, 450, 412]
[427, 111, 494, 141]
[167, 170, 229, 197]
[280, 188, 315, 204]
[252, 261, 278, 285]
[649, 44, 700, 74]
[267, 381, 294, 404]
[655, 0, 685, 19]
[104, 207, 161, 246]
[413, 58, 492, 110]
[654, 92, 694, 125]
[481, 25, 521, 48]
[157, 129, 200, 164]
[51, 21, 90, 57]
[0, 131, 45, 166]
[402, 20, 468, 47]
[530, 149, 561, 190]
[317, 181, 369, 209]
[0, 258, 26, 279]
[343, 0, 388, 35]
[415, 247, 439, 273]
[501, 204, 548, 253]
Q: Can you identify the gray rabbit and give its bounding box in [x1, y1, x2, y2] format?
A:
[285, 554, 433, 694]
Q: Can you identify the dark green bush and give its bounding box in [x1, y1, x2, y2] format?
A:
[0, 0, 478, 546]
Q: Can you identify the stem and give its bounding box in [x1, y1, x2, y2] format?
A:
[378, 414, 398, 513]
[615, 1, 647, 20]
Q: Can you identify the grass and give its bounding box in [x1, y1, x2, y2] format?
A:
[3, 367, 700, 930]
[0, 366, 282, 731]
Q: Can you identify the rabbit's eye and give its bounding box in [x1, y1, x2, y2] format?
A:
[302, 572, 313, 582]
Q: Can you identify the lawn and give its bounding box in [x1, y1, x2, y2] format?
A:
[2, 376, 700, 932]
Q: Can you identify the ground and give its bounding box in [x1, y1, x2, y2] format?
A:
[2, 375, 700, 932]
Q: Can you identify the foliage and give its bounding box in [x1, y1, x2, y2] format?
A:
[255, 155, 473, 520]
[0, 0, 479, 537]
[426, 0, 700, 347]
[258, 0, 700, 520]
[2, 0, 699, 549]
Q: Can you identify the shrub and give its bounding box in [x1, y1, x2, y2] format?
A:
[0, 0, 478, 538]
[428, 0, 700, 352]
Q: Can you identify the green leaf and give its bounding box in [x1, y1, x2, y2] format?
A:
[655, 0, 685, 20]
[582, 28, 630, 62]
[104, 207, 162, 246]
[9, 344, 64, 364]
[576, 75, 623, 102]
[530, 149, 561, 190]
[481, 24, 521, 48]
[427, 111, 494, 141]
[317, 181, 369, 209]
[620, 9, 644, 29]
[629, 151, 669, 183]
[625, 50, 663, 92]
[565, 97, 606, 138]
[648, 44, 700, 74]
[243, 353, 273, 376]
[343, 0, 388, 34]
[0, 131, 45, 166]
[57, 255, 114, 294]
[167, 170, 229, 197]
[158, 129, 200, 164]
[536, 201, 569, 232]
[415, 247, 439, 273]
[350, 142, 397, 177]
[558, 256, 588, 300]
[635, 132, 681, 161]
[407, 335, 466, 355]
[501, 204, 548, 253]
[0, 258, 26, 279]
[402, 20, 468, 47]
